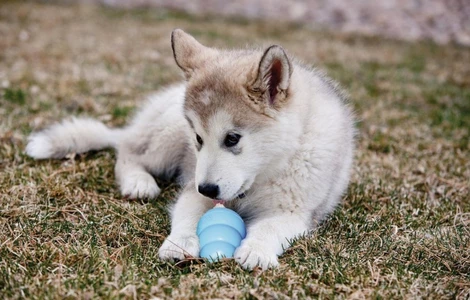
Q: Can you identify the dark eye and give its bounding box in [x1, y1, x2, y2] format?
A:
[224, 133, 241, 147]
[196, 134, 203, 145]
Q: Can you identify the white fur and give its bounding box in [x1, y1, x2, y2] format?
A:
[26, 118, 119, 159]
[26, 44, 354, 271]
[179, 65, 355, 269]
[192, 110, 255, 200]
[26, 134, 55, 159]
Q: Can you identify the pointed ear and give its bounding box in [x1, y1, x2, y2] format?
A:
[171, 29, 217, 78]
[249, 45, 292, 109]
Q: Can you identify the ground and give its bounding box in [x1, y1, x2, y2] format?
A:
[0, 2, 469, 299]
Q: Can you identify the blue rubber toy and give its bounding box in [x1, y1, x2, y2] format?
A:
[197, 204, 246, 261]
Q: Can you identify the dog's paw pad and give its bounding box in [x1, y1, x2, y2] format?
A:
[234, 240, 279, 270]
[120, 172, 160, 199]
[158, 234, 199, 261]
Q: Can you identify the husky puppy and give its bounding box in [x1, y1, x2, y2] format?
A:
[26, 29, 355, 270]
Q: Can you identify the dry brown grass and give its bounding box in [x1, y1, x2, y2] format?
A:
[1, 1, 469, 299]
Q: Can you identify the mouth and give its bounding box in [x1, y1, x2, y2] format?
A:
[208, 179, 252, 206]
[212, 192, 246, 206]
[212, 199, 225, 205]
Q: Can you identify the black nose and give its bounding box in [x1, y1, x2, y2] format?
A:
[198, 183, 219, 199]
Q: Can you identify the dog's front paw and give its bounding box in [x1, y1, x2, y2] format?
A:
[234, 239, 279, 270]
[120, 172, 160, 199]
[158, 234, 200, 261]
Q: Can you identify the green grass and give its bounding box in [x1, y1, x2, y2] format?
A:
[3, 88, 26, 105]
[1, 1, 469, 299]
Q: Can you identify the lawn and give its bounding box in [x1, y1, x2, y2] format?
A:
[0, 1, 469, 299]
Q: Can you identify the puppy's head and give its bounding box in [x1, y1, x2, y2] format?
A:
[172, 29, 298, 201]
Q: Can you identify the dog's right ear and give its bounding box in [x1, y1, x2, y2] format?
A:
[171, 29, 217, 79]
[248, 45, 292, 112]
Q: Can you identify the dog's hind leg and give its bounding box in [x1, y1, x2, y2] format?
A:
[115, 150, 161, 199]
[112, 85, 193, 199]
[114, 124, 191, 199]
[114, 107, 192, 198]
[114, 132, 191, 199]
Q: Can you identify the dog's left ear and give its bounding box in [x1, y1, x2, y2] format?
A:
[250, 45, 292, 109]
[171, 29, 218, 79]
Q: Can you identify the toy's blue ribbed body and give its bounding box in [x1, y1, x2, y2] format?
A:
[197, 205, 246, 261]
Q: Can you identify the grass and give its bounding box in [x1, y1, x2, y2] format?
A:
[1, 1, 469, 299]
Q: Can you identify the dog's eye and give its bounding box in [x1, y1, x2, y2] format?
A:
[196, 134, 203, 145]
[224, 133, 241, 147]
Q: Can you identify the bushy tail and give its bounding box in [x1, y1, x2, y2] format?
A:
[26, 118, 122, 159]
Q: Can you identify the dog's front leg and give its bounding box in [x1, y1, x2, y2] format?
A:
[158, 185, 212, 261]
[234, 213, 310, 270]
